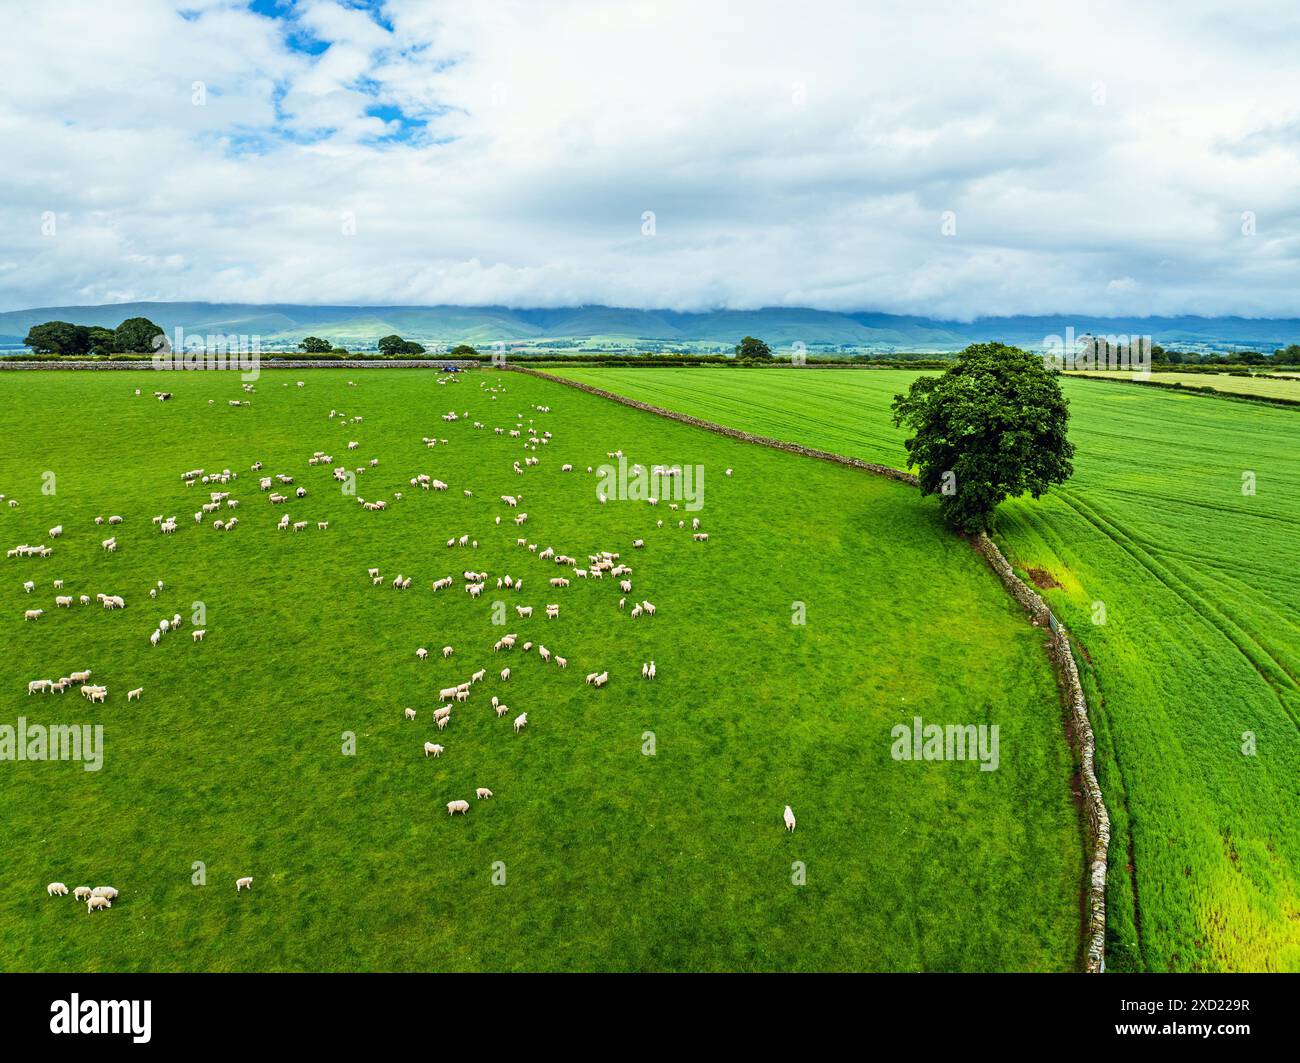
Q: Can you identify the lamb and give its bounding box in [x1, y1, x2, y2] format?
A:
[495, 703, 510, 717]
[424, 742, 444, 757]
[22, 580, 34, 594]
[236, 876, 253, 892]
[513, 712, 527, 732]
[48, 525, 62, 539]
[500, 667, 510, 681]
[476, 788, 493, 799]
[447, 799, 470, 815]
[404, 708, 417, 720]
[784, 805, 796, 832]
[593, 671, 609, 687]
[192, 629, 206, 642]
[416, 648, 428, 660]
[127, 687, 143, 702]
[47, 882, 68, 896]
[442, 645, 454, 659]
[74, 886, 92, 901]
[554, 656, 567, 669]
[86, 895, 111, 912]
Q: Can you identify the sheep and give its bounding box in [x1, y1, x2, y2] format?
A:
[416, 648, 428, 660]
[74, 886, 92, 901]
[22, 580, 34, 594]
[404, 708, 417, 720]
[127, 687, 143, 702]
[632, 539, 644, 549]
[784, 806, 796, 832]
[70, 670, 91, 683]
[500, 667, 510, 681]
[86, 896, 111, 912]
[447, 799, 470, 815]
[24, 609, 43, 621]
[47, 882, 68, 896]
[642, 601, 657, 615]
[424, 742, 444, 757]
[495, 703, 510, 717]
[555, 656, 567, 669]
[192, 629, 206, 641]
[236, 876, 253, 892]
[27, 679, 51, 695]
[442, 645, 454, 659]
[513, 712, 527, 732]
[48, 525, 62, 539]
[648, 660, 656, 680]
[92, 886, 118, 900]
[538, 646, 551, 662]
[593, 671, 609, 687]
[476, 787, 493, 799]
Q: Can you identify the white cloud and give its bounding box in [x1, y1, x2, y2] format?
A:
[0, 0, 1298, 317]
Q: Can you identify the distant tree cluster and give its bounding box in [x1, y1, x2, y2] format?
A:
[378, 334, 426, 356]
[23, 316, 165, 355]
[734, 336, 772, 360]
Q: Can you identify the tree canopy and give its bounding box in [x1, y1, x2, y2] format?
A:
[891, 342, 1075, 533]
[377, 334, 426, 356]
[449, 344, 479, 357]
[298, 336, 332, 354]
[113, 316, 167, 353]
[734, 335, 772, 360]
[23, 321, 90, 355]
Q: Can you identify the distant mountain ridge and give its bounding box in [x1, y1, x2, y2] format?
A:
[2, 301, 1297, 352]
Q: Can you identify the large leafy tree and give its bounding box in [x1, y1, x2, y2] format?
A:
[734, 335, 772, 360]
[23, 321, 90, 355]
[113, 316, 166, 353]
[299, 336, 332, 353]
[891, 343, 1074, 533]
[377, 334, 426, 355]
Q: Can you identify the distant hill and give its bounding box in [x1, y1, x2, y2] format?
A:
[2, 301, 1297, 353]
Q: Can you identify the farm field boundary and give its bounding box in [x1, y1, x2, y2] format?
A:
[508, 363, 1108, 971]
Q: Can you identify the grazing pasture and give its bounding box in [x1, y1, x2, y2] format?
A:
[557, 366, 1300, 972]
[0, 368, 1082, 972]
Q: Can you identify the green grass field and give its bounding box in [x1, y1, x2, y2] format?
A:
[555, 366, 1300, 972]
[0, 368, 1084, 972]
[1066, 370, 1300, 402]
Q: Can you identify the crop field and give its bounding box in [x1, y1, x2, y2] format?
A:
[556, 366, 1300, 972]
[1066, 370, 1300, 403]
[0, 367, 1083, 972]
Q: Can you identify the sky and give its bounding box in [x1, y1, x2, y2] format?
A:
[1, 0, 1299, 319]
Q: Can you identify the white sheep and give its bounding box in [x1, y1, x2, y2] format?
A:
[784, 805, 796, 832]
[513, 712, 527, 732]
[476, 788, 493, 799]
[404, 708, 417, 720]
[47, 882, 68, 896]
[127, 687, 143, 702]
[236, 876, 253, 892]
[86, 896, 111, 912]
[447, 799, 470, 815]
[424, 742, 444, 757]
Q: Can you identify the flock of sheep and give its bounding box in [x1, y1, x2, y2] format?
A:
[11, 367, 804, 917]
